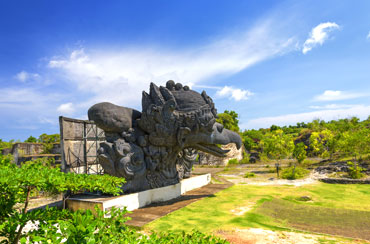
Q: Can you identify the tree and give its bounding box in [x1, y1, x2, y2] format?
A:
[241, 129, 263, 151]
[38, 133, 60, 143]
[293, 142, 307, 164]
[0, 139, 14, 152]
[319, 129, 340, 160]
[309, 132, 324, 157]
[270, 125, 280, 131]
[340, 128, 370, 161]
[24, 136, 37, 143]
[216, 110, 239, 133]
[260, 129, 294, 161]
[37, 133, 60, 154]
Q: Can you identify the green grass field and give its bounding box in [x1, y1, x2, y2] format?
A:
[146, 182, 370, 241]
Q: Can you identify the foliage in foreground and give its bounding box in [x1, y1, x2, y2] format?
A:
[0, 154, 124, 243]
[0, 155, 228, 244]
[13, 206, 228, 244]
[1, 206, 229, 244]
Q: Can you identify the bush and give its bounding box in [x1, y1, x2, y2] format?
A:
[227, 158, 239, 165]
[238, 151, 249, 164]
[281, 166, 309, 180]
[347, 161, 365, 179]
[0, 155, 229, 243]
[5, 206, 230, 244]
[0, 156, 125, 243]
[244, 172, 255, 178]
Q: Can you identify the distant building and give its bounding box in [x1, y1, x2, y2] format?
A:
[1, 142, 61, 165]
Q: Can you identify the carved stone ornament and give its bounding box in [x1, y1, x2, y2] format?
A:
[88, 81, 242, 193]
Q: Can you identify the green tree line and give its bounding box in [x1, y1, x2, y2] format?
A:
[217, 110, 370, 163]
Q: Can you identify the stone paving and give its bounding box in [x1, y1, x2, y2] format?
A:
[125, 169, 232, 227]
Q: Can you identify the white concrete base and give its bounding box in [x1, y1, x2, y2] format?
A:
[66, 173, 211, 214]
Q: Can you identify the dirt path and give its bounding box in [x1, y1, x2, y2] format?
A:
[223, 173, 320, 186]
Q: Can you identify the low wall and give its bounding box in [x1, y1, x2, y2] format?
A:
[66, 173, 211, 215]
[319, 178, 370, 184]
[5, 143, 61, 165]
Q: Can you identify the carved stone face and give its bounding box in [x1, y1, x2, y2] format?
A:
[88, 80, 243, 192]
[138, 81, 242, 157]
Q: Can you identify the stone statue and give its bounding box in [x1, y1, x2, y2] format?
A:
[88, 80, 242, 193]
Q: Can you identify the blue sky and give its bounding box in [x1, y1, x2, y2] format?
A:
[1, 0, 370, 141]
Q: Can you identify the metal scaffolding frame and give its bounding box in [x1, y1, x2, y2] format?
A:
[59, 116, 105, 174]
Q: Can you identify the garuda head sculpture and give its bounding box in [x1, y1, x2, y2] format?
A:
[88, 80, 242, 193]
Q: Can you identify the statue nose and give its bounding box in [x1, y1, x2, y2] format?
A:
[216, 123, 224, 133]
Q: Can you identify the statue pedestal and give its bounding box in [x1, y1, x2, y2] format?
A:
[66, 173, 211, 215]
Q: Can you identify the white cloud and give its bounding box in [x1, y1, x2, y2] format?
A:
[367, 31, 370, 40]
[313, 90, 366, 101]
[302, 22, 340, 54]
[309, 104, 355, 110]
[15, 71, 40, 82]
[0, 88, 54, 105]
[242, 105, 370, 129]
[57, 103, 75, 115]
[216, 86, 253, 101]
[0, 87, 63, 129]
[47, 20, 297, 109]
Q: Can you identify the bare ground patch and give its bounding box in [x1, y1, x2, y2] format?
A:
[256, 198, 370, 241]
[230, 201, 256, 216]
[216, 228, 353, 244]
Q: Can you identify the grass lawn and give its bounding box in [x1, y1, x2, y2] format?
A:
[145, 182, 370, 241]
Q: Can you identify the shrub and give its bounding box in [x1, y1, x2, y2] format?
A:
[11, 206, 230, 244]
[281, 166, 309, 180]
[227, 158, 239, 165]
[347, 161, 365, 179]
[0, 156, 125, 243]
[238, 151, 249, 164]
[0, 155, 230, 243]
[244, 172, 255, 178]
